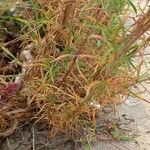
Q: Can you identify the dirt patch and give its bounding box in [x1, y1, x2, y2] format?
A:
[0, 122, 77, 150]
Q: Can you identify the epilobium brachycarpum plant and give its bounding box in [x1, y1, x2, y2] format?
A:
[0, 0, 150, 139]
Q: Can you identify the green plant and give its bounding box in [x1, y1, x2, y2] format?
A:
[110, 126, 133, 141]
[0, 0, 149, 142]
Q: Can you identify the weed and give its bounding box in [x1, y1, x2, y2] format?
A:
[0, 0, 149, 144]
[110, 126, 134, 141]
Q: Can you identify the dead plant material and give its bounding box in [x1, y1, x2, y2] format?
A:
[0, 113, 18, 139]
[118, 8, 150, 58]
[0, 0, 150, 141]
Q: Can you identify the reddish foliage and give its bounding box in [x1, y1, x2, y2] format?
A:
[2, 83, 20, 96]
[0, 83, 20, 103]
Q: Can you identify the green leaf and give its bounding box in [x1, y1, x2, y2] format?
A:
[127, 0, 137, 14]
[1, 47, 22, 66]
[96, 40, 102, 48]
[1, 16, 28, 24]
